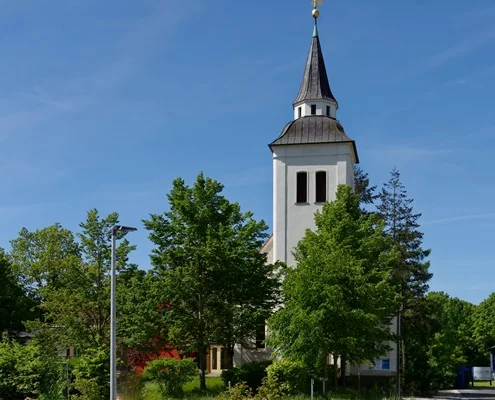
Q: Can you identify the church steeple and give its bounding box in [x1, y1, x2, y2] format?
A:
[293, 3, 338, 119]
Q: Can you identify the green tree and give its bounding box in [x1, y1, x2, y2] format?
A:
[354, 165, 377, 207]
[0, 333, 62, 400]
[71, 346, 110, 400]
[473, 292, 495, 365]
[267, 185, 398, 390]
[117, 267, 166, 358]
[419, 292, 479, 391]
[143, 172, 280, 390]
[75, 208, 136, 349]
[10, 223, 81, 303]
[376, 168, 432, 390]
[0, 249, 36, 333]
[9, 210, 137, 352]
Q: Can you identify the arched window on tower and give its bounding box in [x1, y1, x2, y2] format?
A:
[296, 172, 308, 203]
[315, 171, 327, 203]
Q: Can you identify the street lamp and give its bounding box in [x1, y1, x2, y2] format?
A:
[110, 225, 137, 400]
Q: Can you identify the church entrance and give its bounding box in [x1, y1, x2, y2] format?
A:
[209, 346, 229, 374]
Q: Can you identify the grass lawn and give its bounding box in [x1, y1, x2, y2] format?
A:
[183, 376, 225, 396]
[120, 376, 225, 400]
[474, 380, 495, 388]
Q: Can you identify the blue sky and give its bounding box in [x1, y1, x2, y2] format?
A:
[1, 0, 494, 305]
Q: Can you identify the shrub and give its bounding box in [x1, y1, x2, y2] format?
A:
[221, 360, 271, 392]
[0, 334, 62, 400]
[142, 357, 197, 397]
[264, 359, 311, 395]
[71, 347, 110, 400]
[215, 382, 253, 400]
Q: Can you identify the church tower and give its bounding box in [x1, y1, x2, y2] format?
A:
[269, 5, 359, 267]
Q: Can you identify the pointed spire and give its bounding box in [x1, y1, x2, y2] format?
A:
[293, 18, 337, 106]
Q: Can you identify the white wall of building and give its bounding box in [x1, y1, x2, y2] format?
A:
[348, 317, 398, 375]
[293, 100, 337, 119]
[272, 142, 356, 267]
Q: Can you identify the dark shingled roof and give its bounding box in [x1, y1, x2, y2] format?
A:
[269, 115, 359, 162]
[293, 27, 337, 105]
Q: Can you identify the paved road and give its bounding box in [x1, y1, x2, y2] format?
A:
[412, 389, 495, 400]
[457, 389, 495, 400]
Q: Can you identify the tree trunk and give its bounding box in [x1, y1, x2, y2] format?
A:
[227, 345, 235, 368]
[333, 355, 338, 388]
[198, 343, 207, 391]
[340, 355, 346, 387]
[402, 336, 406, 392]
[323, 356, 328, 394]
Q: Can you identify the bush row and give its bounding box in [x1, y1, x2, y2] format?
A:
[220, 359, 312, 396]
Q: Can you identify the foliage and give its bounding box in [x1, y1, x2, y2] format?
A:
[376, 168, 432, 392]
[354, 165, 377, 207]
[118, 372, 144, 400]
[117, 267, 166, 354]
[183, 375, 225, 395]
[221, 360, 270, 392]
[9, 209, 138, 353]
[71, 346, 110, 400]
[214, 382, 253, 400]
[399, 292, 480, 394]
[142, 357, 198, 397]
[144, 172, 281, 389]
[268, 185, 399, 382]
[265, 359, 311, 395]
[10, 223, 81, 303]
[0, 249, 36, 333]
[0, 333, 61, 400]
[473, 292, 495, 363]
[254, 375, 293, 400]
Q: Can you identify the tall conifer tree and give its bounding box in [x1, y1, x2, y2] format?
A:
[376, 168, 432, 391]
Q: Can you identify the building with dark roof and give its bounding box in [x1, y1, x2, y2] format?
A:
[255, 5, 396, 381]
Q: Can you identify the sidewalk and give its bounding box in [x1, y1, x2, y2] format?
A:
[404, 389, 464, 400]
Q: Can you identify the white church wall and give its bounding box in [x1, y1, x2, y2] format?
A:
[233, 343, 272, 367]
[348, 317, 398, 375]
[272, 142, 355, 267]
[293, 100, 337, 119]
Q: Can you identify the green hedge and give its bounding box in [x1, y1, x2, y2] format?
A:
[142, 357, 197, 397]
[265, 359, 311, 395]
[221, 360, 271, 391]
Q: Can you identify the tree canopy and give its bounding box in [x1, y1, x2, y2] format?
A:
[144, 172, 282, 390]
[268, 185, 399, 389]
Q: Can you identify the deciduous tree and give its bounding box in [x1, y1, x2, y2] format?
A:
[144, 173, 280, 390]
[267, 185, 398, 391]
[0, 249, 36, 333]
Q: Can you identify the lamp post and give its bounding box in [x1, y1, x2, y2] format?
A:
[110, 225, 137, 400]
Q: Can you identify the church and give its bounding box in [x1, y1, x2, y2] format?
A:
[210, 4, 398, 379]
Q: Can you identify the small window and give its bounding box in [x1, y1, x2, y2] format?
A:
[298, 106, 302, 118]
[311, 104, 316, 115]
[315, 171, 327, 202]
[296, 172, 308, 203]
[256, 322, 266, 349]
[326, 106, 331, 116]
